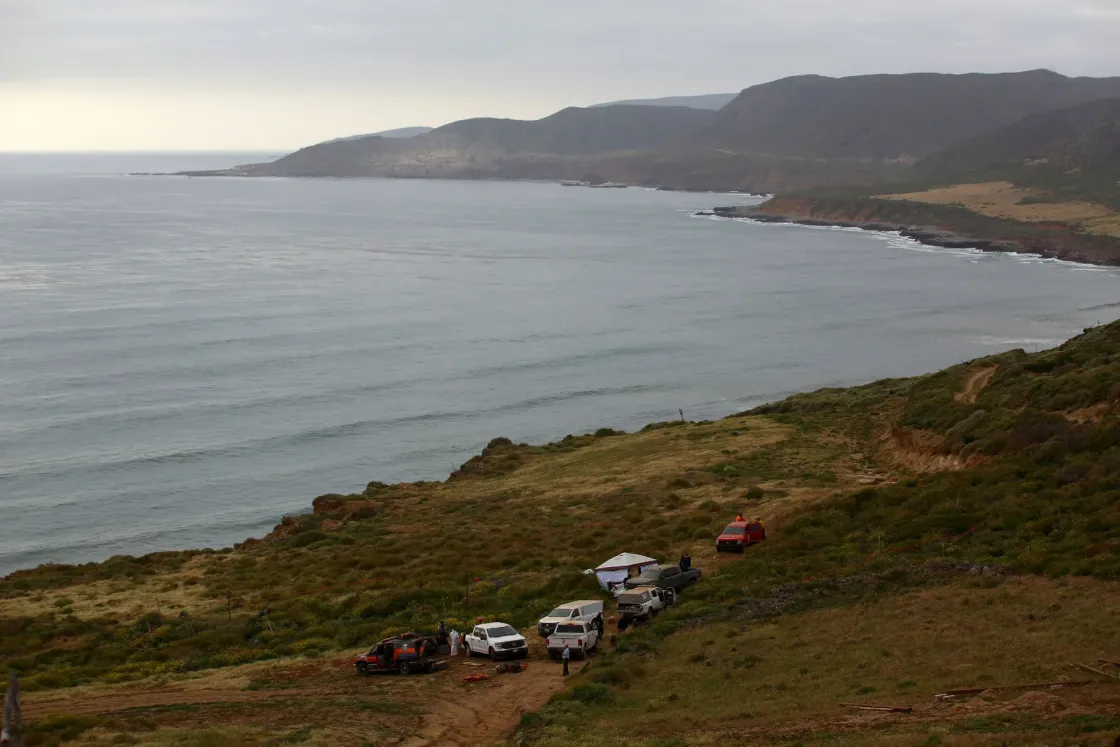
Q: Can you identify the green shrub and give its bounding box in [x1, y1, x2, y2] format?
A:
[25, 714, 102, 746]
[569, 683, 614, 705]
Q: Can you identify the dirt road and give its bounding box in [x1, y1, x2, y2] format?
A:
[23, 652, 568, 746]
[956, 365, 998, 404]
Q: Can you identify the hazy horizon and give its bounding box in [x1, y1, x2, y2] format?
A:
[3, 0, 1119, 151]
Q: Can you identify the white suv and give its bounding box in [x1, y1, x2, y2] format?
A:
[463, 622, 528, 661]
[536, 600, 605, 637]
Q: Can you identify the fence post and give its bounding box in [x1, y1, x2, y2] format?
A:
[2, 671, 22, 747]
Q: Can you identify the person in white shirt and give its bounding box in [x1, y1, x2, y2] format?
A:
[448, 630, 460, 656]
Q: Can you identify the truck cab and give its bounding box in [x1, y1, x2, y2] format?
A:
[716, 521, 766, 552]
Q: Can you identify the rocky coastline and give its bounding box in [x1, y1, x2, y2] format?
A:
[700, 197, 1120, 267]
[699, 205, 1020, 252]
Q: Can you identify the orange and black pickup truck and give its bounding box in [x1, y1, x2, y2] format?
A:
[354, 633, 446, 675]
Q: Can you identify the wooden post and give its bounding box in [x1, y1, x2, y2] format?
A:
[678, 408, 685, 422]
[2, 671, 23, 747]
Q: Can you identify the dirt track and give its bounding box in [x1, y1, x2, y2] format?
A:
[23, 652, 568, 746]
[400, 659, 564, 747]
[956, 365, 998, 404]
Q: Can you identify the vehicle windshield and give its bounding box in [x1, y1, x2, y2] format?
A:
[556, 624, 585, 633]
[637, 567, 659, 578]
[722, 524, 746, 535]
[547, 608, 573, 618]
[487, 625, 518, 638]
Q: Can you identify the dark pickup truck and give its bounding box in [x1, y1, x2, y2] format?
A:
[623, 564, 701, 591]
[354, 634, 447, 676]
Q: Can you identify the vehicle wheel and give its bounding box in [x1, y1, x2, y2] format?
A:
[356, 662, 368, 675]
[549, 650, 557, 660]
[424, 661, 434, 674]
[737, 546, 745, 554]
[652, 607, 661, 617]
[518, 650, 528, 660]
[399, 662, 411, 676]
[489, 648, 497, 662]
[716, 547, 723, 553]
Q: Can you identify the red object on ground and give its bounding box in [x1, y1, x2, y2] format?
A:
[716, 521, 766, 553]
[463, 674, 490, 682]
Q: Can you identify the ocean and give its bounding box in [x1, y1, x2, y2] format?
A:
[2, 153, 1119, 576]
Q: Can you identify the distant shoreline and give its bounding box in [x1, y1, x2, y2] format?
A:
[701, 199, 1120, 268]
[155, 170, 770, 198]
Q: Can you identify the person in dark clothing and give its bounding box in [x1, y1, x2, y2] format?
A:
[437, 620, 448, 641]
[561, 644, 571, 676]
[678, 553, 688, 572]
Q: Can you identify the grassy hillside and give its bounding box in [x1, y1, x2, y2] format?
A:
[915, 98, 1120, 179]
[244, 105, 715, 179]
[5, 324, 1120, 745]
[690, 70, 1120, 161]
[429, 106, 716, 156]
[914, 98, 1120, 211]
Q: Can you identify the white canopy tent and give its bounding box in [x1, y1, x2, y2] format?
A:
[590, 552, 658, 593]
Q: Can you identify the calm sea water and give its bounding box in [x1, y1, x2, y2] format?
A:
[3, 153, 1119, 575]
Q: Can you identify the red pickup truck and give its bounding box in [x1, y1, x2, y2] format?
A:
[716, 521, 766, 552]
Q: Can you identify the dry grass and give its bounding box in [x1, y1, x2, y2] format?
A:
[878, 181, 1120, 237]
[26, 645, 567, 747]
[3, 559, 212, 621]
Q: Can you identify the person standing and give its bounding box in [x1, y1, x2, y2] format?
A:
[561, 643, 571, 676]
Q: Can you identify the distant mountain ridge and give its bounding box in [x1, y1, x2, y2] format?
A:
[197, 70, 1120, 195]
[690, 69, 1120, 161]
[917, 98, 1120, 178]
[589, 93, 737, 111]
[318, 126, 433, 145]
[244, 105, 715, 178]
[911, 97, 1120, 210]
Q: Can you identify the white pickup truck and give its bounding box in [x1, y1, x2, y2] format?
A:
[463, 622, 529, 661]
[616, 586, 675, 629]
[545, 620, 600, 659]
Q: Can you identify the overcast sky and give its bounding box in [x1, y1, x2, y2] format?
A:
[2, 0, 1119, 151]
